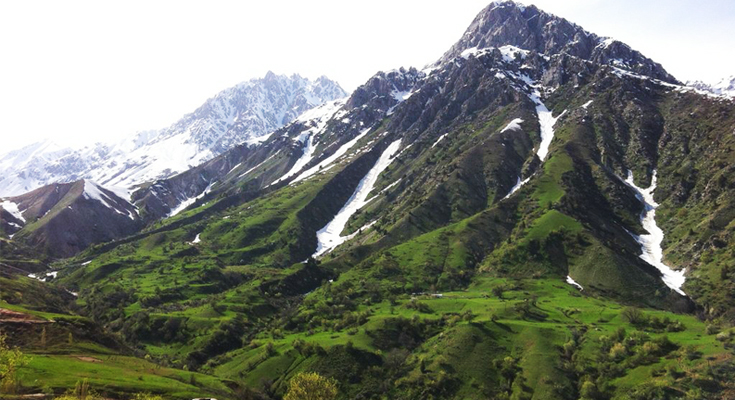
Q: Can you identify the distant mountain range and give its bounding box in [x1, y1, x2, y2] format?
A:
[687, 75, 735, 98]
[0, 72, 346, 197]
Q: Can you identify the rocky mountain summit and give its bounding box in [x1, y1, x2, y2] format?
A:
[438, 1, 676, 83]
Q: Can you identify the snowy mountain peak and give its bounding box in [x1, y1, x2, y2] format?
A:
[0, 73, 347, 197]
[687, 75, 735, 98]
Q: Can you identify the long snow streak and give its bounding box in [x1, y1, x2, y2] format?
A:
[313, 139, 402, 257]
[291, 127, 371, 184]
[502, 176, 530, 200]
[624, 170, 686, 295]
[501, 77, 565, 200]
[167, 182, 214, 218]
[270, 99, 346, 186]
[529, 90, 565, 162]
[272, 134, 316, 185]
[501, 118, 523, 133]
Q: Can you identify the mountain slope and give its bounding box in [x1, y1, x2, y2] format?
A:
[24, 1, 735, 399]
[0, 73, 346, 197]
[1, 180, 143, 258]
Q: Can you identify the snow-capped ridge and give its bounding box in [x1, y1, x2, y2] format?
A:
[0, 72, 347, 197]
[687, 75, 735, 99]
[82, 180, 138, 220]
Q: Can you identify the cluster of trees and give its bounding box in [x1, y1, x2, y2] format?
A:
[82, 284, 136, 324]
[187, 315, 247, 369]
[560, 326, 682, 400]
[620, 307, 685, 333]
[119, 312, 188, 344]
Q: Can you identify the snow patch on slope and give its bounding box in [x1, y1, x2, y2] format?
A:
[167, 182, 214, 218]
[313, 139, 402, 257]
[501, 118, 524, 133]
[83, 180, 136, 220]
[460, 45, 529, 63]
[0, 200, 25, 223]
[566, 275, 584, 291]
[274, 134, 316, 185]
[530, 89, 566, 162]
[624, 170, 686, 295]
[498, 45, 529, 63]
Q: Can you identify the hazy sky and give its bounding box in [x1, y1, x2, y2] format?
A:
[1, 0, 733, 151]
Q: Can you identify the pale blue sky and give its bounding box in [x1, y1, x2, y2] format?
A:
[0, 0, 732, 150]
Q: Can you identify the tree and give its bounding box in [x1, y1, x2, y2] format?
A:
[0, 332, 28, 394]
[283, 372, 338, 400]
[580, 380, 599, 400]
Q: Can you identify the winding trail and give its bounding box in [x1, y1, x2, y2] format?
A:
[624, 170, 686, 295]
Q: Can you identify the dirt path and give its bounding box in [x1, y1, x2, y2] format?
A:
[76, 356, 103, 363]
[77, 356, 102, 363]
[0, 307, 52, 324]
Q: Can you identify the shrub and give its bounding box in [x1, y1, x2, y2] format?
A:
[609, 343, 627, 360]
[0, 333, 28, 394]
[621, 307, 644, 324]
[283, 372, 338, 400]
